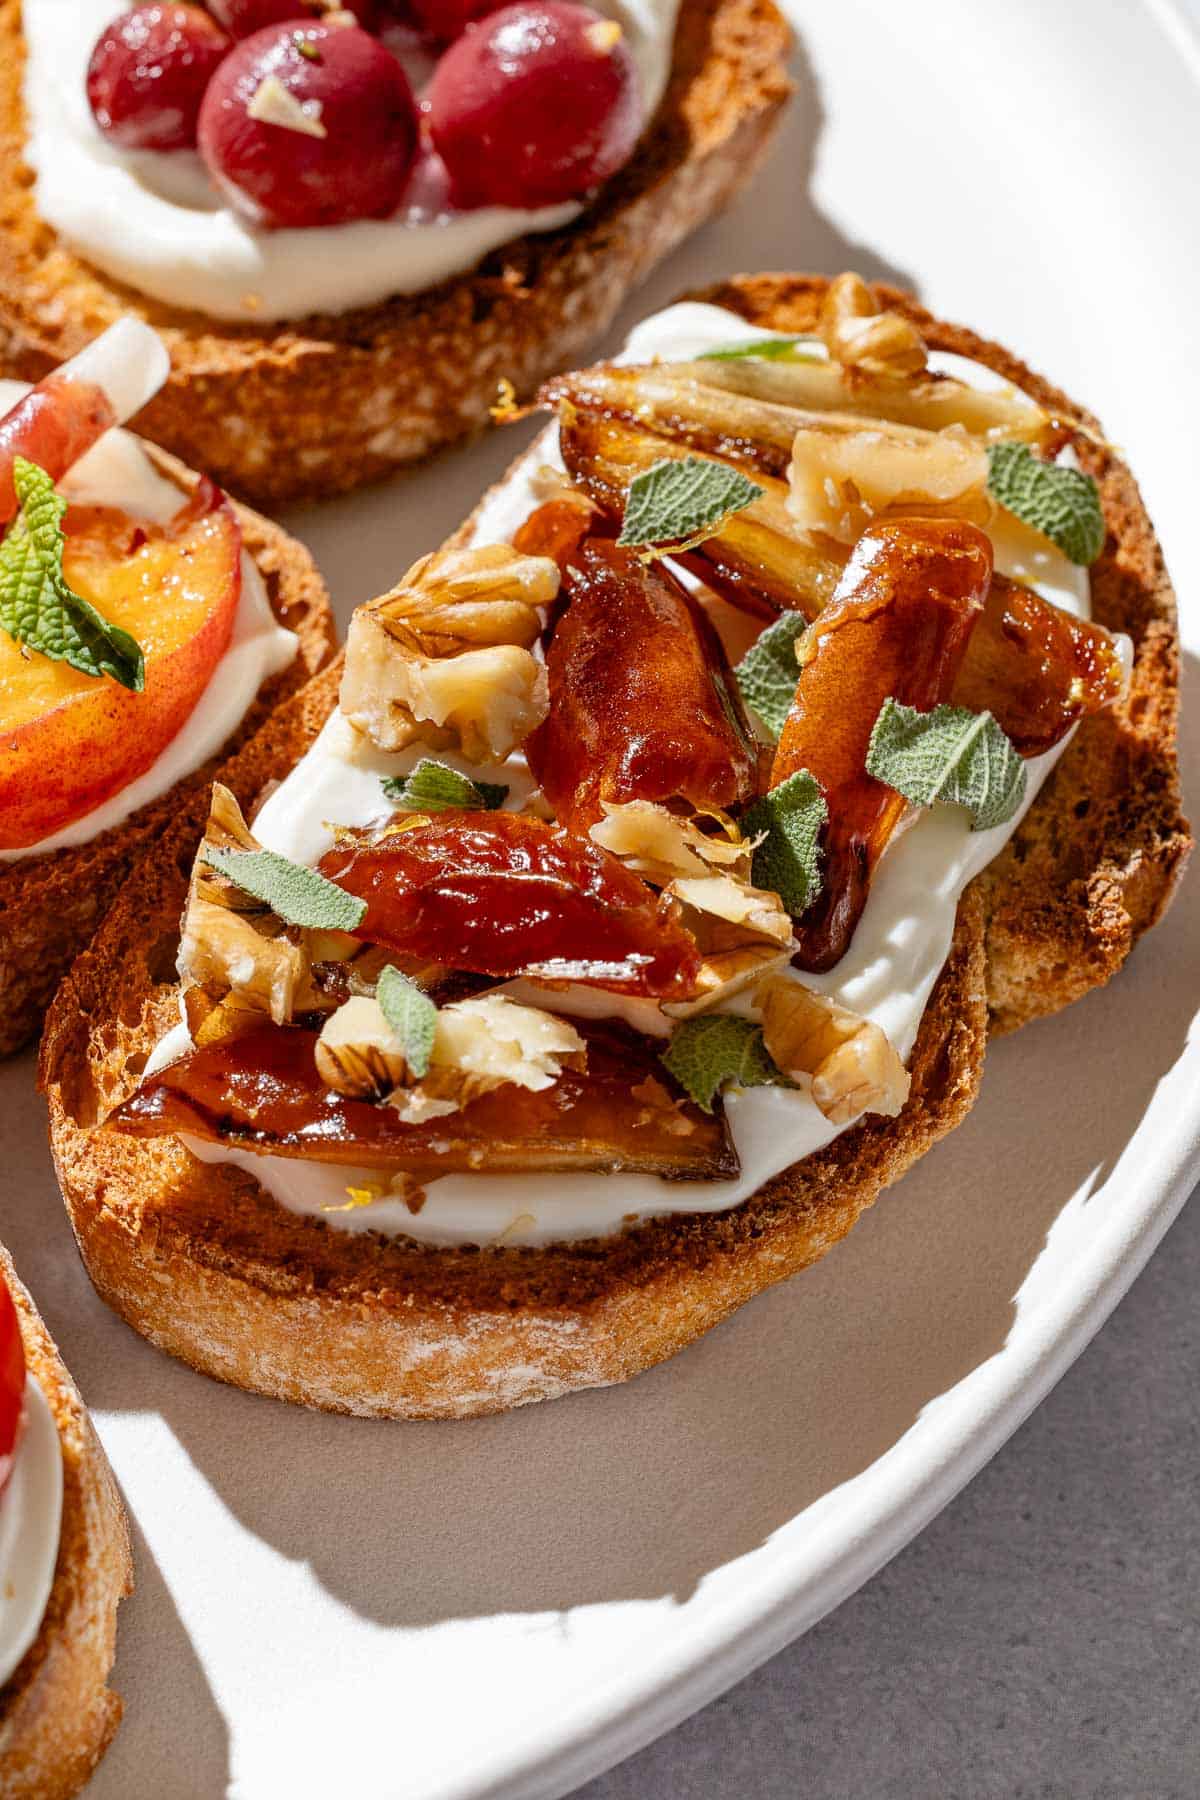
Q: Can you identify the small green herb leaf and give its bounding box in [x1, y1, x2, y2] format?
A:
[617, 456, 763, 551]
[743, 769, 827, 915]
[376, 964, 436, 1080]
[865, 699, 1027, 832]
[699, 335, 823, 363]
[205, 845, 366, 931]
[735, 611, 807, 739]
[986, 441, 1104, 565]
[381, 758, 508, 813]
[0, 457, 144, 689]
[660, 1013, 786, 1114]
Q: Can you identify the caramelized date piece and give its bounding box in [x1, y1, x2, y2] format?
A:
[543, 363, 798, 479]
[556, 403, 1122, 754]
[774, 519, 991, 971]
[958, 572, 1126, 755]
[525, 537, 757, 831]
[110, 1018, 738, 1181]
[558, 405, 834, 620]
[319, 811, 702, 999]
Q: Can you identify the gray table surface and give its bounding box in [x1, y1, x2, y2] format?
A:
[576, 1187, 1199, 1799]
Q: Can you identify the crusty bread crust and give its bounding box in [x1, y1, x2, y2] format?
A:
[0, 444, 336, 1057]
[0, 1244, 132, 1800]
[39, 279, 1192, 1419]
[0, 0, 792, 506]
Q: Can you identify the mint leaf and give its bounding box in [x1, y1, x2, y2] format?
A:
[381, 758, 508, 813]
[866, 699, 1027, 832]
[986, 442, 1104, 565]
[205, 845, 366, 931]
[743, 769, 827, 915]
[699, 335, 823, 363]
[735, 611, 807, 739]
[617, 456, 763, 550]
[376, 963, 436, 1079]
[0, 457, 144, 689]
[661, 1013, 786, 1113]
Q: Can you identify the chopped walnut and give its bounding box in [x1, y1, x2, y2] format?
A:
[589, 799, 754, 883]
[819, 273, 928, 379]
[787, 413, 990, 545]
[668, 873, 793, 947]
[178, 784, 316, 1046]
[386, 994, 586, 1122]
[663, 942, 791, 1020]
[340, 544, 559, 762]
[314, 995, 419, 1099]
[755, 972, 910, 1125]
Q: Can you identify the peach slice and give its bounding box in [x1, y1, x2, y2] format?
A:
[0, 479, 242, 850]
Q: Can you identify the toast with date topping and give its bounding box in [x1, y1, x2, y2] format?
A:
[39, 276, 1190, 1419]
[0, 333, 336, 1056]
[0, 0, 791, 507]
[0, 1243, 131, 1800]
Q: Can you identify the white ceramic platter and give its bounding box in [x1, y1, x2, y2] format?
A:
[3, 1, 1198, 1794]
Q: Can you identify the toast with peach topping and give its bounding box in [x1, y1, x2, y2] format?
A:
[40, 276, 1190, 1419]
[0, 430, 335, 1057]
[0, 1243, 131, 1800]
[0, 0, 792, 507]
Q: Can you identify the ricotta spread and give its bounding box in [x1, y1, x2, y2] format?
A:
[147, 301, 1108, 1247]
[22, 0, 682, 323]
[0, 377, 299, 861]
[0, 1377, 65, 1690]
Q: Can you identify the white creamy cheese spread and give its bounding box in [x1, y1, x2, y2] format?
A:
[0, 1377, 65, 1690]
[22, 0, 682, 323]
[146, 302, 1109, 1247]
[0, 378, 299, 862]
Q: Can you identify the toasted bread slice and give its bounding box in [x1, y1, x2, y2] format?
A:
[39, 278, 1192, 1419]
[0, 444, 336, 1057]
[0, 0, 792, 508]
[0, 1244, 132, 1800]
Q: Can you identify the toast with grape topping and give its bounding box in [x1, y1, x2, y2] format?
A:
[0, 0, 792, 507]
[0, 1243, 132, 1800]
[39, 277, 1190, 1419]
[0, 438, 335, 1057]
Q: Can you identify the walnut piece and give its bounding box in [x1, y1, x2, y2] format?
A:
[340, 544, 559, 762]
[755, 972, 910, 1125]
[787, 413, 990, 545]
[179, 784, 316, 1046]
[314, 995, 419, 1099]
[818, 272, 928, 378]
[386, 994, 587, 1122]
[589, 799, 754, 882]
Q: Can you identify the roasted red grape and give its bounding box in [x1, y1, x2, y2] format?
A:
[0, 1279, 24, 1498]
[408, 0, 508, 43]
[207, 0, 379, 37]
[427, 1, 641, 208]
[86, 4, 231, 151]
[197, 21, 417, 227]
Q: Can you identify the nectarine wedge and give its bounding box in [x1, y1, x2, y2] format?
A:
[0, 479, 241, 849]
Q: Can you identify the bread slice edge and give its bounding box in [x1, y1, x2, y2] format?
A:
[0, 1243, 133, 1800]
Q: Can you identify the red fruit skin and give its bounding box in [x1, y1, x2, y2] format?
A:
[86, 3, 232, 151]
[208, 0, 380, 37]
[427, 1, 642, 208]
[408, 0, 508, 44]
[197, 22, 418, 228]
[0, 1280, 25, 1498]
